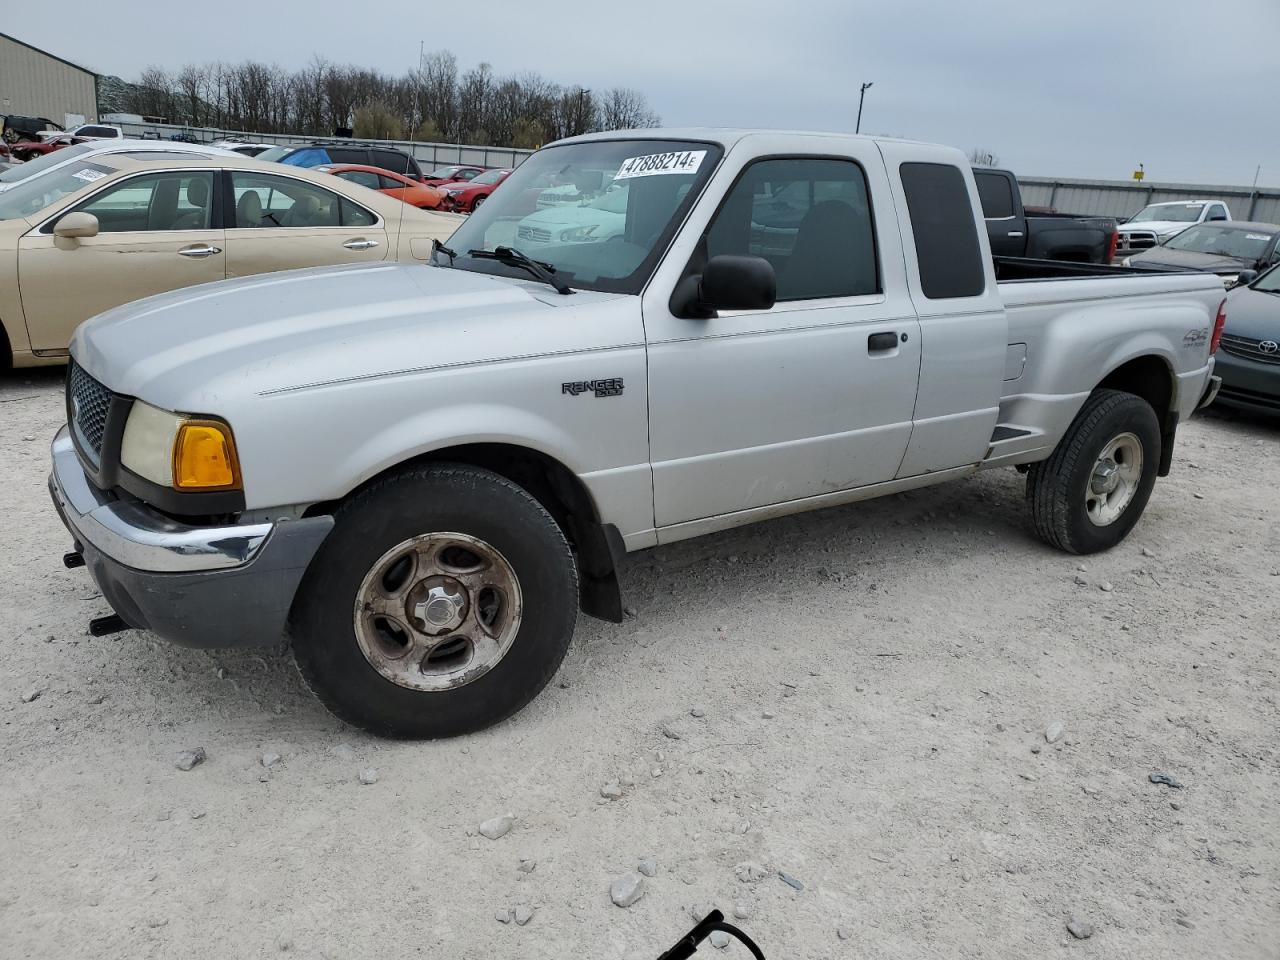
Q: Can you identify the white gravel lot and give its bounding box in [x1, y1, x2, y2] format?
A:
[2, 366, 1277, 960]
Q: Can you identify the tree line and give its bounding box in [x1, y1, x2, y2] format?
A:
[113, 50, 661, 148]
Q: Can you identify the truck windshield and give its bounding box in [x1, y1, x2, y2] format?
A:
[1130, 203, 1203, 223]
[438, 138, 722, 294]
[1164, 225, 1273, 260]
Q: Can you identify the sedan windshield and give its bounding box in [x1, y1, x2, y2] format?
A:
[1251, 263, 1280, 293]
[1163, 224, 1274, 260]
[255, 146, 290, 163]
[0, 162, 114, 221]
[439, 139, 722, 294]
[428, 166, 463, 179]
[1130, 203, 1203, 223]
[0, 143, 96, 184]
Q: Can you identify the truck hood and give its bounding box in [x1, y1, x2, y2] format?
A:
[1129, 246, 1251, 275]
[72, 261, 627, 409]
[1118, 220, 1193, 237]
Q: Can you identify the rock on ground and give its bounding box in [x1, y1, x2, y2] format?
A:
[610, 874, 645, 908]
[479, 815, 515, 840]
[174, 748, 206, 771]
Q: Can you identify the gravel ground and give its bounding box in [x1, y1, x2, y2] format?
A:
[2, 366, 1277, 960]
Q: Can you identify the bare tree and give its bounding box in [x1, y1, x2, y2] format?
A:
[114, 50, 661, 147]
[968, 147, 1001, 167]
[599, 88, 660, 130]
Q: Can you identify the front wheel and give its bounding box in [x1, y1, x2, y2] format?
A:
[1026, 389, 1161, 554]
[471, 195, 485, 212]
[291, 463, 578, 737]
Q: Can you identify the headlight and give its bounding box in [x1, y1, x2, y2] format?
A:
[559, 225, 599, 243]
[120, 401, 241, 491]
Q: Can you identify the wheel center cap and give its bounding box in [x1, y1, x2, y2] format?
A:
[408, 576, 468, 635]
[1091, 460, 1120, 495]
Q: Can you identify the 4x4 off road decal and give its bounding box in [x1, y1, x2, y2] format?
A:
[562, 378, 624, 398]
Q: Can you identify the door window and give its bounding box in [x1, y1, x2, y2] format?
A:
[704, 157, 879, 301]
[327, 147, 368, 166]
[372, 150, 416, 178]
[231, 172, 376, 228]
[974, 171, 1015, 219]
[72, 171, 215, 232]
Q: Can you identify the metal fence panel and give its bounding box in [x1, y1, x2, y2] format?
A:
[114, 121, 534, 169]
[1017, 175, 1280, 223]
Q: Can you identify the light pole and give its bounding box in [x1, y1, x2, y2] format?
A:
[856, 82, 874, 134]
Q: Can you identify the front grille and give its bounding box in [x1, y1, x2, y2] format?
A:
[1220, 334, 1280, 365]
[1117, 230, 1158, 255]
[517, 225, 551, 243]
[68, 361, 112, 462]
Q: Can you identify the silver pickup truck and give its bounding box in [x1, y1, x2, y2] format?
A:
[48, 129, 1225, 737]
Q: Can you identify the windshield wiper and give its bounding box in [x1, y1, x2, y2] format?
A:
[432, 238, 457, 264]
[467, 246, 573, 295]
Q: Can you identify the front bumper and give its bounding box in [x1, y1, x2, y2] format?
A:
[48, 426, 333, 648]
[1213, 349, 1280, 414]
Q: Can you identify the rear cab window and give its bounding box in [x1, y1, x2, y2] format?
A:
[899, 162, 986, 299]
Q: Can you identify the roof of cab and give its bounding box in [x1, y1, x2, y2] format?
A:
[550, 127, 937, 150]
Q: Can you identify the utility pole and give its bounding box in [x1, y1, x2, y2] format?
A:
[856, 82, 874, 134]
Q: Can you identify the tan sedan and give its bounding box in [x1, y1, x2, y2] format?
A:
[0, 154, 464, 368]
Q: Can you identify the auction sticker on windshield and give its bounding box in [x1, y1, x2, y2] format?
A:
[72, 169, 107, 183]
[614, 150, 707, 180]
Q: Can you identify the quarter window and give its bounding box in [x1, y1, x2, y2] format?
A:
[72, 171, 215, 232]
[704, 157, 879, 301]
[899, 162, 986, 299]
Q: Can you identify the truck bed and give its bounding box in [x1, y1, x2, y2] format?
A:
[986, 264, 1226, 468]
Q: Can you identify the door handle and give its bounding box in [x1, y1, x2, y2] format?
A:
[178, 244, 222, 258]
[343, 238, 379, 250]
[1007, 231, 1025, 238]
[868, 332, 900, 353]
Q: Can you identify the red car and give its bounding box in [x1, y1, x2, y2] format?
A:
[421, 164, 487, 187]
[9, 135, 89, 162]
[440, 168, 513, 212]
[317, 163, 447, 209]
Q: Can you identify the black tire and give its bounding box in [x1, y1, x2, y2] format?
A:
[471, 195, 485, 211]
[291, 463, 578, 738]
[1025, 388, 1161, 555]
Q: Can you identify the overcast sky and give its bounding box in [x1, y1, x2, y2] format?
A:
[9, 0, 1279, 186]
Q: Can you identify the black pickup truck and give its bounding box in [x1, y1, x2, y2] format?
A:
[974, 168, 1117, 263]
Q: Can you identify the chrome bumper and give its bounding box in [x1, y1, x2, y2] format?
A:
[48, 425, 334, 649]
[49, 426, 272, 573]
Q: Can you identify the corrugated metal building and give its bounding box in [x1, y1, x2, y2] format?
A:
[0, 33, 98, 128]
[1019, 175, 1280, 224]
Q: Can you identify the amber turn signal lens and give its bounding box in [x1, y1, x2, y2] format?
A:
[172, 421, 241, 490]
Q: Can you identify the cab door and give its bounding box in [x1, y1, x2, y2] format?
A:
[222, 171, 389, 279]
[643, 142, 922, 532]
[19, 169, 224, 352]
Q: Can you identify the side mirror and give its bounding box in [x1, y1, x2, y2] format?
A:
[1235, 269, 1259, 286]
[53, 211, 99, 240]
[700, 255, 777, 312]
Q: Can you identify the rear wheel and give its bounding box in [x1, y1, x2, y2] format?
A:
[291, 463, 578, 737]
[472, 195, 486, 212]
[1026, 389, 1161, 554]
